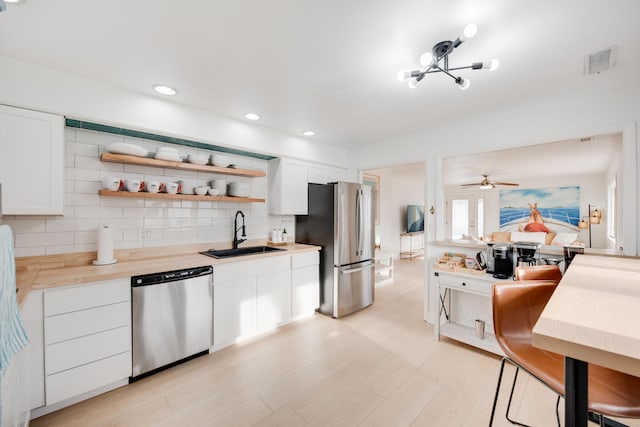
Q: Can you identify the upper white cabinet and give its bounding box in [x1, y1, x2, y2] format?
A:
[268, 158, 347, 215]
[0, 105, 64, 215]
[268, 158, 309, 215]
[308, 163, 346, 184]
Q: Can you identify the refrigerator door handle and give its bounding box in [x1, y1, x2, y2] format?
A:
[340, 262, 375, 275]
[358, 189, 365, 256]
[355, 189, 361, 256]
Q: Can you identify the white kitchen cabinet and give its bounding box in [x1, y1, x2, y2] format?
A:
[213, 255, 292, 348]
[256, 270, 291, 333]
[43, 278, 131, 406]
[268, 158, 309, 215]
[308, 163, 346, 184]
[291, 251, 320, 318]
[0, 104, 64, 215]
[213, 276, 256, 346]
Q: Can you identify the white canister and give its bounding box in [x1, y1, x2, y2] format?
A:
[271, 228, 279, 243]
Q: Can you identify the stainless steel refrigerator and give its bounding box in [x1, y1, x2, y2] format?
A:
[296, 182, 375, 318]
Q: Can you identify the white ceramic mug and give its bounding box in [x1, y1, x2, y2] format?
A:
[166, 182, 182, 194]
[146, 181, 165, 194]
[125, 179, 145, 192]
[102, 177, 123, 191]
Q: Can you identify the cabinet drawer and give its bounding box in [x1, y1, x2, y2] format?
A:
[45, 352, 131, 405]
[45, 326, 131, 375]
[45, 302, 130, 345]
[44, 279, 130, 316]
[291, 251, 319, 269]
[437, 274, 492, 295]
[215, 255, 290, 282]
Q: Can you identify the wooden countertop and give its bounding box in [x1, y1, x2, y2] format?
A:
[532, 254, 640, 378]
[16, 243, 320, 307]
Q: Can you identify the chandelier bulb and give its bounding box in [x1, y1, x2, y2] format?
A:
[457, 78, 470, 90]
[408, 78, 418, 89]
[463, 24, 478, 39]
[488, 58, 499, 71]
[397, 70, 409, 81]
[419, 52, 434, 68]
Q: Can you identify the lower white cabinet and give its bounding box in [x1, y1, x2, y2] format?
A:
[291, 251, 320, 318]
[43, 278, 131, 405]
[213, 256, 291, 347]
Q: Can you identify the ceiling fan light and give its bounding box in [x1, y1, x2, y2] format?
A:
[480, 183, 494, 190]
[463, 24, 478, 39]
[419, 52, 434, 67]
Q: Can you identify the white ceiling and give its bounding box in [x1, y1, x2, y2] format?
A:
[0, 1, 639, 148]
[443, 133, 622, 186]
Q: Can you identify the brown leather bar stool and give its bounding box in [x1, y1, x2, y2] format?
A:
[489, 279, 640, 427]
[513, 264, 562, 282]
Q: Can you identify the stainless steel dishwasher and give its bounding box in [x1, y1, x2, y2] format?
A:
[131, 266, 213, 379]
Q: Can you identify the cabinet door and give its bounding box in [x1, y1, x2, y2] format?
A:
[213, 277, 256, 346]
[268, 158, 308, 215]
[291, 265, 320, 318]
[256, 271, 291, 332]
[0, 104, 64, 215]
[308, 163, 346, 184]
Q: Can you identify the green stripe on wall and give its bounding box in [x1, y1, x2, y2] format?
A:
[65, 118, 276, 161]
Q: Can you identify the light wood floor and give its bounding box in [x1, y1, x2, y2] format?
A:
[32, 259, 639, 427]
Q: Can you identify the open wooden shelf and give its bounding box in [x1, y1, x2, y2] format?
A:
[99, 190, 265, 203]
[100, 152, 266, 178]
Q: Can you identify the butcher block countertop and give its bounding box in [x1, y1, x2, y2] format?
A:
[16, 241, 320, 307]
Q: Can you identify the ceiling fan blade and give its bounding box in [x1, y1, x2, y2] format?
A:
[492, 182, 519, 186]
[460, 183, 482, 187]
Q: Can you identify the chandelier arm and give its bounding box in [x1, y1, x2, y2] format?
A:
[430, 62, 459, 82]
[446, 65, 476, 72]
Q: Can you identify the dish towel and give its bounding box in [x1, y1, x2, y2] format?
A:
[0, 224, 29, 377]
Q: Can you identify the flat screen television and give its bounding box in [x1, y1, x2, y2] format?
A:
[407, 205, 424, 233]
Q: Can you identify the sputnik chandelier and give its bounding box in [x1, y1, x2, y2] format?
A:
[397, 24, 499, 90]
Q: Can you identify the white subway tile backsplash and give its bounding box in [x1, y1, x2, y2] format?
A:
[67, 168, 100, 181]
[67, 142, 99, 157]
[46, 244, 95, 256]
[45, 219, 100, 233]
[64, 128, 76, 142]
[74, 231, 98, 244]
[124, 164, 159, 175]
[74, 180, 102, 194]
[3, 219, 46, 233]
[14, 246, 46, 257]
[75, 129, 124, 146]
[66, 193, 101, 207]
[75, 155, 102, 170]
[102, 197, 145, 207]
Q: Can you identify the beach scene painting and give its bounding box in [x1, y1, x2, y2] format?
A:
[499, 186, 580, 232]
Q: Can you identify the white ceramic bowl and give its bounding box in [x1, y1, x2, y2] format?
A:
[194, 186, 209, 196]
[188, 154, 209, 165]
[210, 154, 231, 167]
[107, 142, 149, 157]
[154, 152, 182, 162]
[207, 188, 221, 196]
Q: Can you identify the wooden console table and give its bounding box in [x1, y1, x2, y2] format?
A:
[400, 231, 424, 259]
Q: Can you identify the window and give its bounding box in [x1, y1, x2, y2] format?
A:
[607, 179, 616, 240]
[448, 194, 483, 239]
[451, 199, 469, 239]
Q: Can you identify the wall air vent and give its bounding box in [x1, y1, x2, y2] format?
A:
[579, 136, 594, 143]
[584, 46, 617, 75]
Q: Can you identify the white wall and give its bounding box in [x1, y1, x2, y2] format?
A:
[367, 162, 424, 258]
[2, 128, 292, 257]
[0, 56, 347, 168]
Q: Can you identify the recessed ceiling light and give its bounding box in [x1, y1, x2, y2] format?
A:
[152, 85, 177, 96]
[244, 113, 261, 121]
[302, 131, 315, 136]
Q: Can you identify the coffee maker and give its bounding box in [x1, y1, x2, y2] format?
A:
[492, 243, 513, 279]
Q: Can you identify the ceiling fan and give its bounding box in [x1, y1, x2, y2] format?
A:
[460, 174, 519, 190]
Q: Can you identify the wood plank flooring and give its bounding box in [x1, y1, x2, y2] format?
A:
[31, 259, 639, 427]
